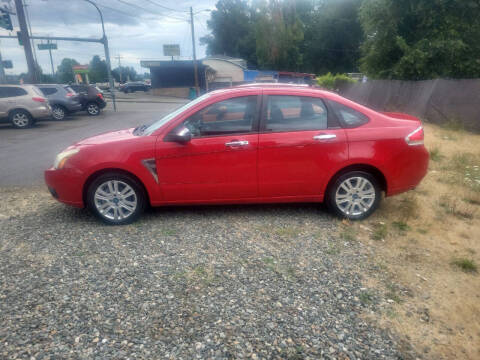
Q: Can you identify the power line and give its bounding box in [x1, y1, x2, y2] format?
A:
[143, 0, 188, 13]
[112, 0, 189, 21]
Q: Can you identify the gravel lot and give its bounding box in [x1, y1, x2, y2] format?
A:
[0, 187, 411, 359]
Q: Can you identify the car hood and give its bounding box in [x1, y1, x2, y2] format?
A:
[75, 128, 136, 145]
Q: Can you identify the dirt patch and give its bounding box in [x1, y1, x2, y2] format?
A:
[341, 124, 480, 359]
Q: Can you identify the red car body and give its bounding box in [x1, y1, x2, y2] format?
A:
[45, 85, 428, 220]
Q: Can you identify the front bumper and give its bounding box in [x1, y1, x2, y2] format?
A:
[44, 167, 85, 208]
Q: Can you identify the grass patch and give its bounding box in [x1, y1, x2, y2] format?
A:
[429, 147, 444, 162]
[451, 258, 478, 273]
[372, 223, 388, 241]
[275, 226, 301, 239]
[417, 228, 428, 235]
[441, 118, 465, 132]
[439, 196, 475, 220]
[340, 227, 356, 242]
[325, 243, 341, 255]
[359, 290, 374, 305]
[392, 221, 410, 233]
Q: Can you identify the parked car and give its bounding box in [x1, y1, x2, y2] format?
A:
[37, 84, 83, 120]
[119, 82, 150, 93]
[0, 85, 51, 129]
[45, 85, 429, 225]
[69, 84, 107, 116]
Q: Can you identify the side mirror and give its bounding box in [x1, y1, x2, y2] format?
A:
[166, 126, 192, 144]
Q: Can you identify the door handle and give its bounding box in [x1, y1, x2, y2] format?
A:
[225, 140, 249, 147]
[313, 134, 337, 141]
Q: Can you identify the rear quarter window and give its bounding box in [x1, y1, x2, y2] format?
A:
[3, 87, 28, 97]
[328, 100, 369, 128]
[39, 87, 58, 96]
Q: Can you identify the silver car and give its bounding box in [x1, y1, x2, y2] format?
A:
[0, 85, 52, 129]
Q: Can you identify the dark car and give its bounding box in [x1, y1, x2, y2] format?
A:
[37, 84, 83, 120]
[69, 84, 107, 116]
[119, 82, 150, 93]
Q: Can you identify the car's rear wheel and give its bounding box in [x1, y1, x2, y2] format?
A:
[327, 171, 381, 220]
[51, 105, 66, 120]
[86, 102, 100, 116]
[10, 109, 33, 129]
[87, 173, 145, 225]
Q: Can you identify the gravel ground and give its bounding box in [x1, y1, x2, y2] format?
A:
[0, 187, 412, 359]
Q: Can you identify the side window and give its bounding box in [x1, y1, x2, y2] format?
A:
[4, 87, 28, 97]
[183, 96, 257, 137]
[328, 100, 369, 128]
[39, 88, 58, 96]
[265, 95, 328, 132]
[0, 87, 7, 98]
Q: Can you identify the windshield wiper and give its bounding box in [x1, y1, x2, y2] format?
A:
[133, 124, 148, 136]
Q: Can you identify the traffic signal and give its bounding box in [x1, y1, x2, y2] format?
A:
[0, 9, 13, 31]
[17, 31, 23, 46]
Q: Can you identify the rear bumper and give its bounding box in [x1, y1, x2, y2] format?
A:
[30, 105, 52, 120]
[44, 167, 85, 208]
[386, 146, 429, 196]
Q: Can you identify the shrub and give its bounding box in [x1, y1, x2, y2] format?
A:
[316, 72, 356, 90]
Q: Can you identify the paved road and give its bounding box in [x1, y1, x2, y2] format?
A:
[0, 100, 187, 186]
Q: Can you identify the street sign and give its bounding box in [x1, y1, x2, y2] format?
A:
[38, 43, 57, 50]
[163, 44, 180, 57]
[2, 60, 13, 69]
[72, 65, 89, 74]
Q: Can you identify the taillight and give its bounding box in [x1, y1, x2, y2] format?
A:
[32, 97, 46, 102]
[66, 92, 74, 97]
[405, 126, 424, 146]
[97, 93, 104, 100]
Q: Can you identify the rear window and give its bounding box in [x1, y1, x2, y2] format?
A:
[64, 86, 77, 94]
[0, 87, 28, 98]
[327, 100, 369, 128]
[39, 87, 58, 96]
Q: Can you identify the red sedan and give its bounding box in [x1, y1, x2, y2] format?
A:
[45, 85, 429, 225]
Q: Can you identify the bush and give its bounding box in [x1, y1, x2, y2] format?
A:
[316, 72, 356, 90]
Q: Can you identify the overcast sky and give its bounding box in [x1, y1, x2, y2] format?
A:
[0, 0, 215, 75]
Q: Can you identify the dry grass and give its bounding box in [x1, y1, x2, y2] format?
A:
[341, 123, 480, 360]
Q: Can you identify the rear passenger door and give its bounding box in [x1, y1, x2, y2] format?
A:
[258, 92, 348, 198]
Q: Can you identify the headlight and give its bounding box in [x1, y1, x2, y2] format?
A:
[54, 148, 79, 169]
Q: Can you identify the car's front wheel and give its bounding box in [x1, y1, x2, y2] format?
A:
[51, 105, 66, 120]
[86, 102, 100, 116]
[327, 171, 381, 220]
[87, 173, 146, 225]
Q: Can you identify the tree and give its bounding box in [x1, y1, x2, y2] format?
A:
[89, 55, 108, 83]
[112, 66, 137, 82]
[359, 0, 480, 79]
[255, 0, 304, 71]
[302, 0, 364, 74]
[57, 58, 79, 83]
[200, 0, 257, 67]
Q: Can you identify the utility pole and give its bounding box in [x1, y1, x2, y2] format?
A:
[0, 50, 6, 83]
[14, 0, 37, 83]
[115, 54, 123, 83]
[190, 6, 199, 97]
[47, 39, 55, 77]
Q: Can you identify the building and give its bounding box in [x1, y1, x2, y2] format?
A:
[140, 60, 214, 97]
[201, 55, 246, 90]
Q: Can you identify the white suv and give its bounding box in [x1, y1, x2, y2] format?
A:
[0, 85, 52, 129]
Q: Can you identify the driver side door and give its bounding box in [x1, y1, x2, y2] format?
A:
[155, 94, 261, 202]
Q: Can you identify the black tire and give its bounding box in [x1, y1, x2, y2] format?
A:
[326, 171, 381, 220]
[51, 104, 67, 121]
[9, 109, 34, 129]
[86, 102, 100, 116]
[87, 172, 146, 225]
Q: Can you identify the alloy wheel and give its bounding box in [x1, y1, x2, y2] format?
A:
[12, 113, 29, 127]
[335, 176, 376, 216]
[52, 106, 65, 120]
[94, 180, 138, 221]
[87, 103, 99, 115]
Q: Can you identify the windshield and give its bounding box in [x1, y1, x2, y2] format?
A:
[142, 93, 212, 135]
